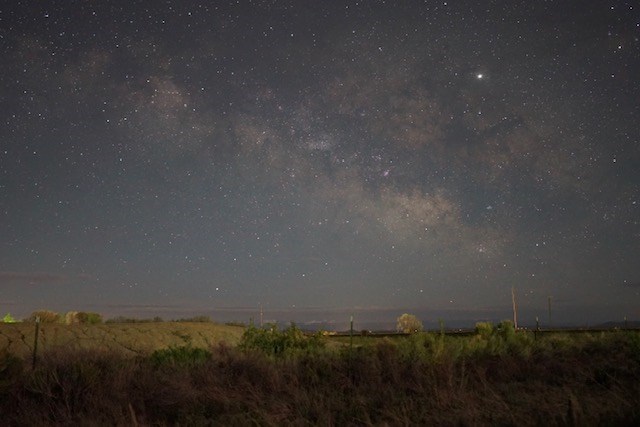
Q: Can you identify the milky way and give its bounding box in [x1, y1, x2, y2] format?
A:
[1, 1, 639, 326]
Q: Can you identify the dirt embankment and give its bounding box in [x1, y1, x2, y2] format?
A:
[0, 322, 244, 356]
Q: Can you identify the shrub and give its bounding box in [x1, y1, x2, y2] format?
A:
[239, 323, 325, 355]
[85, 312, 103, 324]
[67, 312, 103, 324]
[25, 310, 61, 323]
[65, 311, 79, 324]
[474, 321, 493, 339]
[2, 313, 17, 323]
[468, 319, 534, 358]
[495, 320, 516, 340]
[398, 332, 441, 362]
[150, 346, 212, 368]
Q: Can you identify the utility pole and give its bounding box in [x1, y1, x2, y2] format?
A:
[548, 296, 552, 328]
[511, 286, 518, 329]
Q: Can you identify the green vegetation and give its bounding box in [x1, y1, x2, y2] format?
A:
[150, 345, 212, 368]
[65, 311, 103, 324]
[239, 323, 325, 355]
[1, 321, 639, 424]
[2, 313, 17, 323]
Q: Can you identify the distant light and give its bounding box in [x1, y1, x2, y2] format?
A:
[476, 73, 484, 79]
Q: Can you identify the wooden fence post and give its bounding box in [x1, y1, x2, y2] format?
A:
[32, 315, 40, 369]
[349, 315, 354, 351]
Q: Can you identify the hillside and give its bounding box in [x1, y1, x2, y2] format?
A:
[0, 322, 245, 357]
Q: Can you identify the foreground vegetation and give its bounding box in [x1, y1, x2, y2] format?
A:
[1, 322, 639, 425]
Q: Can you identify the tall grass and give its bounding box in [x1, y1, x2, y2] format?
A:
[1, 326, 639, 425]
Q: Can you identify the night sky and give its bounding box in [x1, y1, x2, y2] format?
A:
[1, 1, 639, 327]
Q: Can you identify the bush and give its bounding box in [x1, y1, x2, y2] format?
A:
[468, 320, 534, 358]
[25, 310, 61, 323]
[150, 346, 212, 368]
[398, 332, 444, 363]
[67, 312, 103, 324]
[2, 313, 17, 323]
[80, 312, 103, 324]
[474, 321, 493, 338]
[495, 320, 516, 340]
[239, 324, 325, 356]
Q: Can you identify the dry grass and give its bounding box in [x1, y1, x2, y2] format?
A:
[1, 329, 639, 425]
[0, 322, 245, 357]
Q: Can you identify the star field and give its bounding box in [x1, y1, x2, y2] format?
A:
[1, 1, 639, 326]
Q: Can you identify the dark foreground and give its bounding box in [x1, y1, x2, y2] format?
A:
[1, 325, 639, 426]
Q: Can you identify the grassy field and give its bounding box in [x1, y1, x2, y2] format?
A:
[0, 321, 245, 357]
[1, 322, 639, 425]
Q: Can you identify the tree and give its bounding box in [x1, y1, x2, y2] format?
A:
[65, 311, 79, 324]
[75, 312, 103, 324]
[25, 310, 61, 323]
[2, 313, 17, 323]
[396, 313, 423, 333]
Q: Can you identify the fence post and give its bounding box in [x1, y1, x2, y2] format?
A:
[349, 315, 354, 351]
[348, 315, 354, 381]
[32, 315, 41, 369]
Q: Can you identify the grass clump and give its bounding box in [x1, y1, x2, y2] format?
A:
[149, 346, 211, 368]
